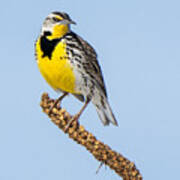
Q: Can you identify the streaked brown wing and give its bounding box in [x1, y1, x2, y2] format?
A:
[74, 33, 107, 97]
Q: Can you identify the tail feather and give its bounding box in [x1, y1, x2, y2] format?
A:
[95, 101, 118, 126]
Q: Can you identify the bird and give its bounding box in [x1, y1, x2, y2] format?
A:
[35, 11, 118, 128]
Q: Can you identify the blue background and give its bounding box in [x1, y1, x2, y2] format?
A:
[1, 0, 180, 179]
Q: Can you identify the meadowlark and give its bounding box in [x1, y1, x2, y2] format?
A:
[35, 12, 118, 127]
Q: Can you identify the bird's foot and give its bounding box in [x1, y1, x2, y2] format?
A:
[48, 101, 59, 116]
[64, 114, 80, 132]
[48, 93, 68, 116]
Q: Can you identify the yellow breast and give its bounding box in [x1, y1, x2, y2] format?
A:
[35, 38, 77, 93]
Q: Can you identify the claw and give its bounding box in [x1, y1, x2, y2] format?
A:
[48, 92, 68, 115]
[64, 114, 80, 132]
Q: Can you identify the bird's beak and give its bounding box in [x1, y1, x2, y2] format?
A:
[69, 20, 76, 25]
[58, 19, 76, 25]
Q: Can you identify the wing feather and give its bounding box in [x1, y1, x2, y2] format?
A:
[70, 32, 107, 97]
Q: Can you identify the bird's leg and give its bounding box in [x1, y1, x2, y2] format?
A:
[64, 98, 90, 132]
[48, 92, 68, 115]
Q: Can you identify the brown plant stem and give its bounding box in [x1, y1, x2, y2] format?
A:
[40, 93, 143, 180]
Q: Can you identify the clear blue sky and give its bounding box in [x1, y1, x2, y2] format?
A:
[1, 0, 180, 179]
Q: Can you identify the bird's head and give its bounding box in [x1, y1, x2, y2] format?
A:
[41, 11, 76, 39]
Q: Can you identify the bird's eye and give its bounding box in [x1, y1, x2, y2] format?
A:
[52, 17, 61, 22]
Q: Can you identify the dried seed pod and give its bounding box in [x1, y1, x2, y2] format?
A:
[40, 93, 143, 180]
